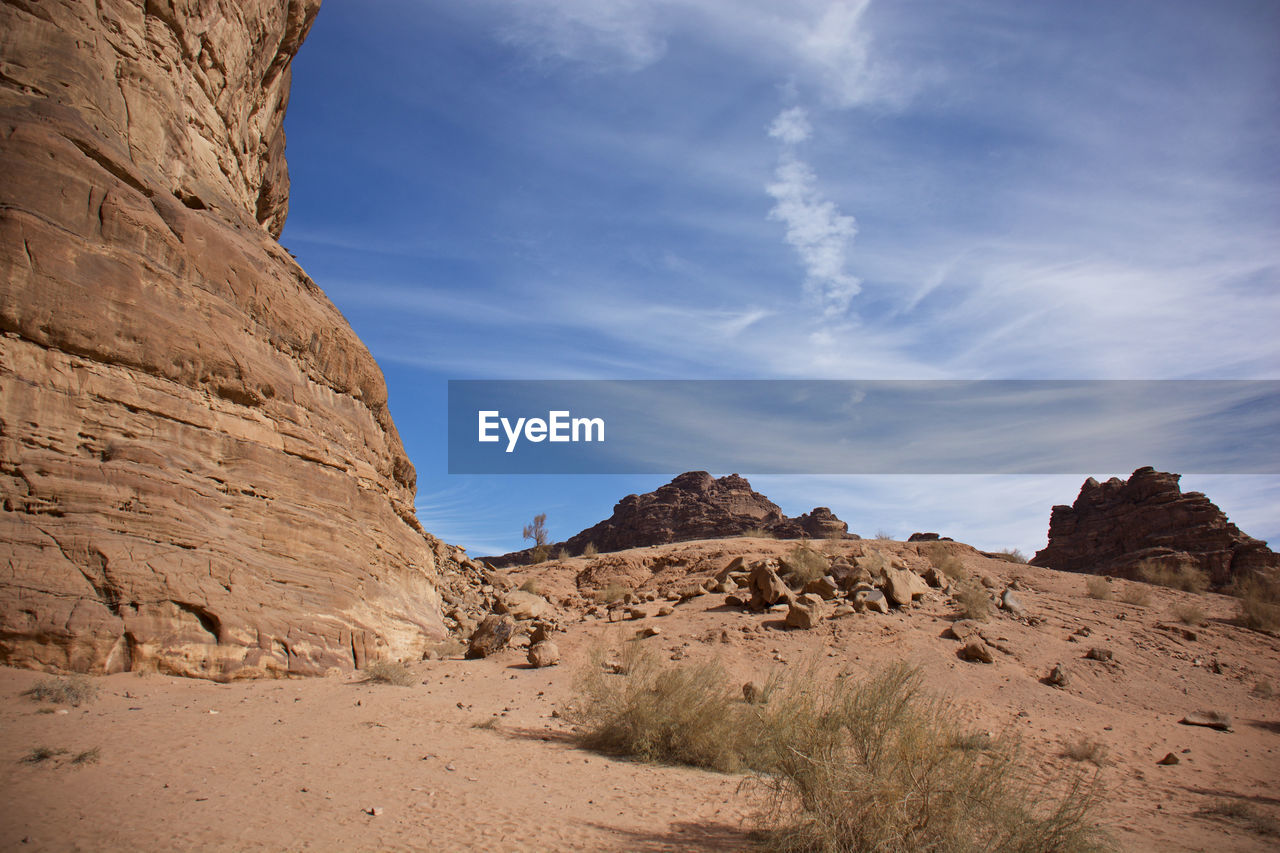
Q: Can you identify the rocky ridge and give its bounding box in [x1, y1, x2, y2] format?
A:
[0, 0, 467, 679]
[1031, 467, 1279, 586]
[488, 471, 854, 565]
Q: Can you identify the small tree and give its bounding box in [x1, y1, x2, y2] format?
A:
[523, 513, 550, 563]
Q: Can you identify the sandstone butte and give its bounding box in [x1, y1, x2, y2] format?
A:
[0, 0, 478, 680]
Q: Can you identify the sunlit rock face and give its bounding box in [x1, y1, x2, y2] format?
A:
[0, 0, 461, 679]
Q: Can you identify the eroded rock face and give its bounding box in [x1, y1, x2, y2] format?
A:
[1031, 467, 1279, 587]
[0, 0, 459, 679]
[490, 472, 852, 564]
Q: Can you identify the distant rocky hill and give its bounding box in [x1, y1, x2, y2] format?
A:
[0, 0, 467, 679]
[1031, 467, 1279, 586]
[488, 471, 854, 565]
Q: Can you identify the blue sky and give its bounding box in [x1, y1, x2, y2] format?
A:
[281, 0, 1280, 557]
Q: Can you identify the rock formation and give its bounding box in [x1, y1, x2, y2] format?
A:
[489, 472, 853, 565]
[0, 0, 464, 679]
[1031, 467, 1279, 587]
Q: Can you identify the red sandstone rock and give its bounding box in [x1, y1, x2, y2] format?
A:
[0, 0, 462, 679]
[1031, 467, 1279, 587]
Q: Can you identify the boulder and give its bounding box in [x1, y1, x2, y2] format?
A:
[1180, 711, 1232, 731]
[959, 639, 995, 663]
[1045, 663, 1070, 688]
[467, 616, 515, 660]
[748, 563, 793, 609]
[498, 591, 553, 621]
[880, 568, 930, 607]
[856, 589, 890, 614]
[1000, 589, 1025, 618]
[803, 576, 841, 600]
[785, 594, 825, 629]
[526, 641, 560, 668]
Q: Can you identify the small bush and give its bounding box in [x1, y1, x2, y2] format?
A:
[472, 717, 501, 730]
[925, 544, 967, 580]
[1061, 736, 1109, 766]
[781, 542, 827, 586]
[24, 675, 97, 707]
[1252, 679, 1275, 699]
[1085, 576, 1112, 600]
[994, 548, 1029, 564]
[581, 542, 599, 558]
[874, 528, 894, 540]
[523, 513, 550, 564]
[1137, 561, 1210, 593]
[518, 578, 541, 595]
[1234, 575, 1280, 632]
[361, 661, 416, 686]
[71, 747, 101, 766]
[555, 548, 570, 562]
[1170, 601, 1206, 627]
[597, 581, 629, 605]
[953, 581, 993, 621]
[1120, 584, 1151, 607]
[742, 526, 775, 539]
[23, 746, 66, 764]
[1199, 799, 1280, 838]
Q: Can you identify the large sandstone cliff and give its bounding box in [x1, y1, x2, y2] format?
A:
[0, 0, 461, 678]
[1031, 467, 1279, 587]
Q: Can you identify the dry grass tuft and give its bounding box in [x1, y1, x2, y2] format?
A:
[360, 661, 416, 687]
[993, 548, 1029, 564]
[1199, 799, 1280, 838]
[953, 582, 993, 621]
[596, 581, 630, 605]
[925, 544, 967, 580]
[1119, 584, 1152, 607]
[581, 542, 599, 558]
[71, 747, 101, 765]
[1234, 574, 1280, 633]
[23, 746, 67, 764]
[1137, 561, 1210, 593]
[1085, 576, 1113, 601]
[24, 675, 97, 707]
[1060, 736, 1109, 766]
[781, 542, 828, 586]
[1252, 679, 1275, 699]
[571, 647, 1112, 852]
[518, 577, 541, 595]
[1170, 601, 1207, 627]
[742, 526, 775, 539]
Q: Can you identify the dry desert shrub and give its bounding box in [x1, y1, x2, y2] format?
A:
[1170, 601, 1207, 627]
[1233, 574, 1280, 632]
[1085, 576, 1113, 601]
[1119, 584, 1152, 607]
[1060, 736, 1109, 766]
[925, 544, 967, 581]
[71, 747, 101, 765]
[1137, 561, 1210, 593]
[743, 526, 775, 539]
[596, 581, 629, 605]
[556, 548, 570, 562]
[518, 577, 541, 595]
[953, 581, 993, 621]
[23, 746, 67, 764]
[24, 675, 97, 707]
[1199, 799, 1280, 838]
[874, 529, 894, 540]
[572, 648, 1111, 852]
[1252, 679, 1275, 699]
[782, 542, 828, 586]
[360, 661, 416, 686]
[993, 548, 1029, 564]
[581, 542, 599, 558]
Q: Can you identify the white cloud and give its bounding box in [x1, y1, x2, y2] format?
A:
[766, 108, 862, 318]
[494, 0, 666, 71]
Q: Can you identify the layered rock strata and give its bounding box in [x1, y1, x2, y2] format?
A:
[1031, 467, 1278, 587]
[0, 0, 459, 678]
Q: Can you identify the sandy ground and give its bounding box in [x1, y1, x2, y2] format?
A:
[2, 539, 1278, 852]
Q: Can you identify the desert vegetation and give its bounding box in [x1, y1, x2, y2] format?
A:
[1136, 561, 1210, 593]
[781, 541, 827, 587]
[1085, 576, 1113, 600]
[23, 675, 97, 707]
[953, 581, 993, 621]
[571, 644, 1111, 852]
[360, 661, 416, 687]
[924, 544, 967, 581]
[581, 542, 599, 558]
[1119, 584, 1152, 607]
[1198, 799, 1280, 839]
[992, 548, 1029, 564]
[1170, 601, 1207, 627]
[523, 513, 551, 563]
[1233, 574, 1280, 632]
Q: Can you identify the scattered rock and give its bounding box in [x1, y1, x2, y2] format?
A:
[498, 590, 554, 621]
[1157, 753, 1180, 765]
[959, 639, 995, 663]
[856, 589, 890, 614]
[1156, 623, 1199, 642]
[526, 641, 560, 668]
[785, 594, 825, 629]
[832, 604, 855, 618]
[803, 575, 841, 600]
[999, 589, 1025, 618]
[636, 626, 661, 638]
[1046, 664, 1070, 688]
[881, 567, 930, 606]
[921, 565, 951, 590]
[657, 606, 674, 617]
[748, 563, 793, 609]
[467, 615, 515, 659]
[365, 807, 383, 817]
[626, 607, 649, 620]
[1180, 711, 1232, 731]
[724, 594, 748, 608]
[948, 620, 984, 643]
[980, 575, 999, 589]
[1085, 647, 1114, 662]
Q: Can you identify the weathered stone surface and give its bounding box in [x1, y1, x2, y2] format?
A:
[856, 588, 889, 614]
[1180, 710, 1232, 731]
[489, 472, 852, 563]
[497, 591, 553, 621]
[802, 575, 840, 600]
[1032, 467, 1279, 587]
[467, 616, 514, 660]
[0, 0, 460, 679]
[880, 568, 930, 607]
[1046, 663, 1070, 688]
[1000, 589, 1025, 618]
[747, 563, 792, 609]
[785, 593, 824, 629]
[959, 639, 995, 663]
[526, 641, 560, 668]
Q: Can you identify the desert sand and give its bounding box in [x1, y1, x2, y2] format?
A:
[2, 539, 1277, 852]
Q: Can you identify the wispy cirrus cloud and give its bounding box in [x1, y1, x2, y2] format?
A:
[766, 106, 862, 319]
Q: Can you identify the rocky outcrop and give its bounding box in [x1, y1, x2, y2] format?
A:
[0, 0, 462, 679]
[1031, 467, 1279, 587]
[489, 472, 853, 564]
